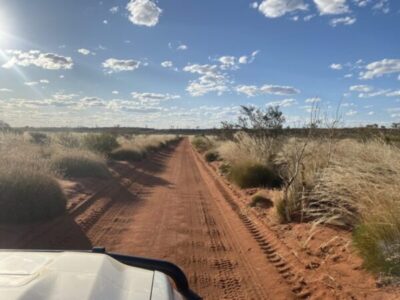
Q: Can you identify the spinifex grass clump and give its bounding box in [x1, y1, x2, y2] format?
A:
[228, 163, 282, 188]
[83, 133, 119, 155]
[111, 134, 179, 162]
[218, 132, 282, 188]
[0, 134, 66, 223]
[51, 149, 110, 178]
[109, 148, 145, 161]
[191, 135, 215, 153]
[204, 150, 219, 162]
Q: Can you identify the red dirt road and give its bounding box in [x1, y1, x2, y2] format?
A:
[3, 138, 397, 299]
[0, 139, 297, 299]
[85, 138, 294, 299]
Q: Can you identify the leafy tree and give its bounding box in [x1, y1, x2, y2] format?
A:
[238, 105, 285, 130]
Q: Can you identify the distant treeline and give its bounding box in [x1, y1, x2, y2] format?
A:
[9, 126, 400, 141]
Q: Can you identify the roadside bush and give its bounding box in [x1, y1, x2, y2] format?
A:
[0, 136, 66, 223]
[25, 132, 49, 145]
[51, 150, 110, 178]
[117, 134, 179, 155]
[353, 218, 400, 276]
[109, 147, 146, 162]
[204, 150, 219, 162]
[191, 135, 214, 153]
[250, 193, 273, 208]
[52, 132, 82, 148]
[218, 131, 279, 166]
[0, 167, 66, 223]
[228, 163, 282, 189]
[83, 133, 119, 154]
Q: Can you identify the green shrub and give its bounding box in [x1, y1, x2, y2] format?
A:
[191, 135, 213, 153]
[353, 222, 400, 276]
[53, 132, 81, 148]
[110, 148, 146, 162]
[250, 193, 273, 208]
[83, 133, 119, 154]
[52, 153, 110, 178]
[204, 150, 219, 162]
[0, 168, 66, 223]
[228, 163, 282, 189]
[26, 132, 49, 145]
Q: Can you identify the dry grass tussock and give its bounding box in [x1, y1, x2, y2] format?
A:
[51, 148, 110, 178]
[213, 131, 400, 275]
[273, 137, 400, 275]
[217, 132, 282, 188]
[0, 133, 66, 223]
[111, 134, 179, 161]
[217, 131, 277, 166]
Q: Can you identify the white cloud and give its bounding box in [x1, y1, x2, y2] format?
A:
[238, 50, 259, 64]
[313, 0, 349, 15]
[257, 0, 308, 18]
[330, 63, 343, 70]
[303, 14, 315, 21]
[177, 44, 188, 51]
[161, 61, 173, 68]
[358, 89, 390, 98]
[330, 16, 356, 27]
[183, 64, 218, 75]
[260, 84, 300, 95]
[267, 98, 297, 107]
[0, 88, 12, 92]
[235, 83, 300, 96]
[183, 63, 229, 97]
[219, 56, 237, 70]
[24, 81, 38, 86]
[110, 6, 119, 14]
[251, 2, 259, 9]
[112, 90, 119, 95]
[131, 92, 180, 105]
[349, 85, 373, 92]
[387, 90, 400, 97]
[372, 0, 390, 13]
[305, 97, 321, 103]
[2, 50, 73, 70]
[77, 48, 91, 55]
[126, 0, 162, 27]
[360, 59, 400, 80]
[186, 73, 229, 97]
[344, 73, 353, 78]
[346, 109, 358, 116]
[102, 58, 141, 73]
[235, 85, 259, 97]
[217, 51, 259, 70]
[103, 20, 108, 24]
[367, 111, 374, 115]
[39, 79, 49, 84]
[53, 93, 78, 101]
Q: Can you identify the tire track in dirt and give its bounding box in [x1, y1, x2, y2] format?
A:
[86, 138, 294, 299]
[192, 148, 313, 299]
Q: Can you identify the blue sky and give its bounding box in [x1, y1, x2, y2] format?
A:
[0, 0, 399, 128]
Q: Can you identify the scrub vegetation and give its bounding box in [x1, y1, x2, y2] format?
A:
[0, 130, 180, 223]
[192, 105, 400, 278]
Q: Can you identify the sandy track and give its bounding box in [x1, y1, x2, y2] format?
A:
[85, 139, 294, 299]
[1, 139, 302, 299]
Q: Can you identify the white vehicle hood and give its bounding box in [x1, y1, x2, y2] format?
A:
[0, 251, 175, 300]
